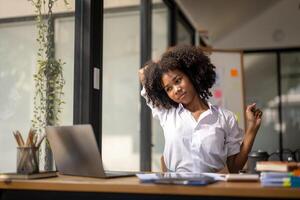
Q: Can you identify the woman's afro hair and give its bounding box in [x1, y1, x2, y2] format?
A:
[143, 45, 216, 109]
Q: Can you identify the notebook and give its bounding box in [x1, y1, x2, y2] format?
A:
[0, 171, 57, 180]
[225, 174, 259, 182]
[46, 124, 136, 178]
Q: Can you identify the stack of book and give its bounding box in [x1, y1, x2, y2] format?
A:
[260, 172, 298, 187]
[256, 161, 300, 187]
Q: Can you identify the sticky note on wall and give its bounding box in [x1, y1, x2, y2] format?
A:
[213, 89, 222, 98]
[230, 68, 238, 77]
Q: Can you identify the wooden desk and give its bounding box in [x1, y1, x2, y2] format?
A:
[0, 175, 300, 200]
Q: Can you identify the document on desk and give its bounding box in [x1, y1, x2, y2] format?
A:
[202, 173, 226, 181]
[203, 173, 259, 182]
[136, 172, 218, 186]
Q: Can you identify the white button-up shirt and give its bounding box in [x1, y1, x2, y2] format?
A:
[141, 88, 244, 173]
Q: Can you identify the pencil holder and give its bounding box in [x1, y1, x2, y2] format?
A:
[17, 147, 39, 174]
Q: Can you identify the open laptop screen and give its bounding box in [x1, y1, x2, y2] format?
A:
[46, 124, 108, 178]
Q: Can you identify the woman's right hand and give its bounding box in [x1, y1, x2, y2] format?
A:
[245, 103, 263, 133]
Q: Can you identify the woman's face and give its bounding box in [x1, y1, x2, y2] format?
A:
[161, 69, 198, 106]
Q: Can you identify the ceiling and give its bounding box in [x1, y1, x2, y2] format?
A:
[176, 0, 280, 44]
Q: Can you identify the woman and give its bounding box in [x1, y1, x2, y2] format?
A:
[139, 45, 262, 173]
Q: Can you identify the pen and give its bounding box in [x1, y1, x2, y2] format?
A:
[26, 129, 36, 147]
[33, 133, 38, 146]
[16, 130, 25, 146]
[13, 131, 21, 147]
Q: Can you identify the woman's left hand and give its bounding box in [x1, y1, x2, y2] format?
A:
[246, 103, 263, 131]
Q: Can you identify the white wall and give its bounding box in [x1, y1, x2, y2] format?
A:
[214, 0, 300, 49]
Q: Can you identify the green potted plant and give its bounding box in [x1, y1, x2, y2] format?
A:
[30, 0, 67, 171]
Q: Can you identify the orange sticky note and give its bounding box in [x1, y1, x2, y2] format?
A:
[230, 68, 238, 77]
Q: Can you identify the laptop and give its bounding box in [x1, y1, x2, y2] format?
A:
[46, 124, 136, 178]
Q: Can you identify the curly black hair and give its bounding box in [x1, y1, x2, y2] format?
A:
[143, 45, 216, 109]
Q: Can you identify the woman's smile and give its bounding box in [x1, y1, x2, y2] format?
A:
[178, 92, 187, 101]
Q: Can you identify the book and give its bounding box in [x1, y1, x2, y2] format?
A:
[0, 171, 57, 180]
[225, 174, 259, 182]
[260, 172, 300, 188]
[256, 161, 300, 172]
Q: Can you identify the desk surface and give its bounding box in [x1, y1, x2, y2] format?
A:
[0, 175, 300, 199]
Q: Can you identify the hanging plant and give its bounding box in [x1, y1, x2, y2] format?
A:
[29, 0, 67, 170]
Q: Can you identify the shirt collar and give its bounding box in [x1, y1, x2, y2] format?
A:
[207, 101, 215, 113]
[177, 101, 215, 114]
[178, 103, 184, 112]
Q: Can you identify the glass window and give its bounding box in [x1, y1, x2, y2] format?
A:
[102, 7, 140, 171]
[151, 1, 168, 171]
[280, 52, 300, 152]
[0, 21, 36, 172]
[55, 17, 75, 125]
[0, 1, 74, 172]
[244, 53, 279, 153]
[176, 19, 193, 45]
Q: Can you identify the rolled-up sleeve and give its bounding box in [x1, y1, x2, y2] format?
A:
[140, 87, 168, 126]
[225, 112, 244, 157]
